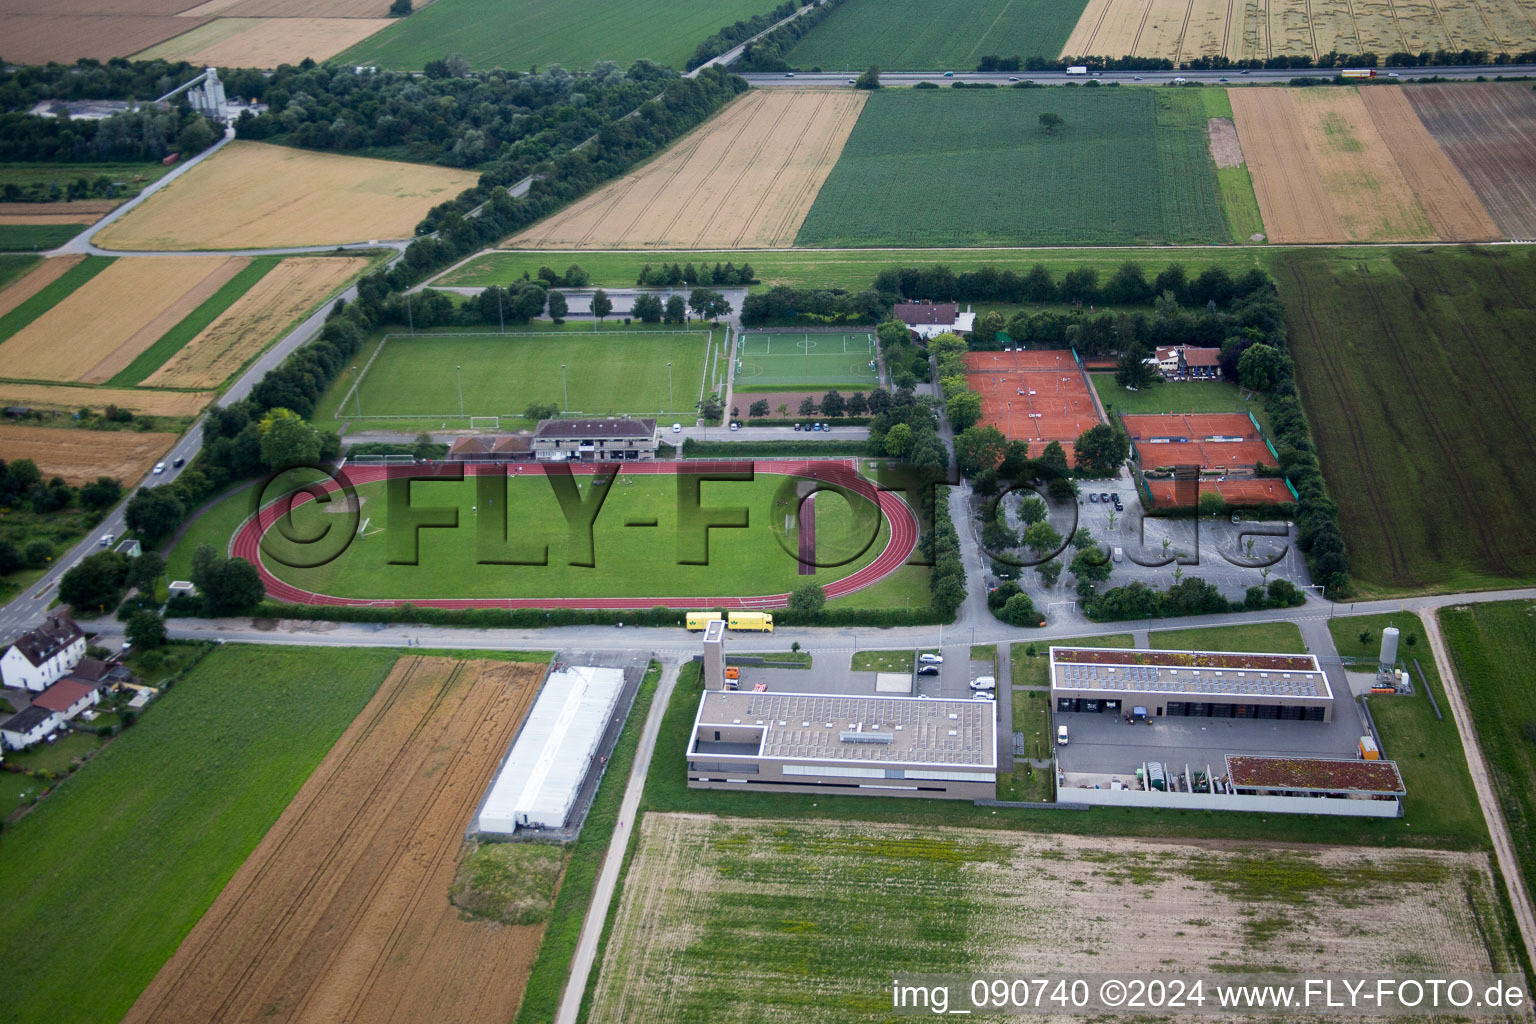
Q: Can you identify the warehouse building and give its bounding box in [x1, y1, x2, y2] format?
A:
[688, 690, 996, 799]
[476, 664, 627, 835]
[1050, 646, 1334, 722]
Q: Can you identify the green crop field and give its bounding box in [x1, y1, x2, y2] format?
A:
[336, 0, 772, 71]
[264, 471, 889, 600]
[733, 330, 878, 392]
[794, 88, 1227, 247]
[0, 254, 39, 290]
[1272, 247, 1536, 595]
[783, 0, 1087, 70]
[1441, 601, 1536, 897]
[351, 328, 717, 423]
[0, 644, 404, 1024]
[0, 223, 84, 251]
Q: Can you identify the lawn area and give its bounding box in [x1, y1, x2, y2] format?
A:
[1329, 610, 1427, 664]
[265, 471, 891, 600]
[0, 644, 405, 1024]
[827, 562, 930, 612]
[0, 255, 111, 346]
[1440, 601, 1536, 898]
[1009, 687, 1053, 762]
[795, 88, 1226, 246]
[0, 161, 169, 196]
[1149, 621, 1306, 653]
[1091, 374, 1263, 418]
[0, 774, 46, 819]
[336, 0, 772, 70]
[1195, 88, 1266, 243]
[349, 326, 716, 424]
[5, 730, 102, 775]
[0, 223, 84, 251]
[444, 248, 1265, 291]
[1270, 246, 1536, 595]
[163, 482, 258, 578]
[783, 0, 1087, 69]
[850, 648, 913, 672]
[0, 254, 39, 290]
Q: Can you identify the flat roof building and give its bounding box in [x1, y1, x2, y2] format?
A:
[477, 665, 627, 834]
[533, 417, 658, 462]
[1051, 646, 1334, 722]
[689, 690, 996, 800]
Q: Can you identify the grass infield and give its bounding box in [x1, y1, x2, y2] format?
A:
[733, 331, 877, 393]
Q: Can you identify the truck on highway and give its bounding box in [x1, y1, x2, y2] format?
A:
[1340, 68, 1377, 78]
[728, 612, 774, 632]
[686, 611, 722, 631]
[1065, 65, 1088, 75]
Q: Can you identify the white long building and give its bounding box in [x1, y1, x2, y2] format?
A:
[477, 665, 627, 835]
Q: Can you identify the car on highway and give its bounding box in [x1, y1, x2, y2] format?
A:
[100, 534, 113, 547]
[1008, 76, 1018, 82]
[153, 462, 166, 474]
[1133, 76, 1142, 81]
[943, 71, 954, 77]
[784, 72, 795, 78]
[1388, 71, 1400, 77]
[729, 422, 740, 431]
[919, 653, 943, 664]
[173, 456, 185, 467]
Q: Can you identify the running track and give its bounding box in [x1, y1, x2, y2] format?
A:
[231, 460, 919, 610]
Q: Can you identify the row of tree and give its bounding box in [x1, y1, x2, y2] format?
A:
[636, 261, 755, 287]
[0, 457, 121, 516]
[0, 59, 205, 112]
[874, 261, 1272, 309]
[687, 0, 800, 70]
[974, 49, 1536, 74]
[1082, 576, 1305, 622]
[748, 389, 880, 419]
[0, 106, 220, 166]
[740, 285, 887, 327]
[735, 0, 852, 72]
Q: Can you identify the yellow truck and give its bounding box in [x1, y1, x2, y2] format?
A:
[686, 611, 723, 631]
[727, 612, 774, 633]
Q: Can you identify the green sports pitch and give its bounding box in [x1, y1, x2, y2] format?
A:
[347, 329, 716, 422]
[733, 331, 879, 393]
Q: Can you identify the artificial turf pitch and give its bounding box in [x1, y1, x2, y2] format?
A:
[733, 331, 878, 392]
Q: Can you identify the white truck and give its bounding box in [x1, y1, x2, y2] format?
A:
[1066, 66, 1088, 75]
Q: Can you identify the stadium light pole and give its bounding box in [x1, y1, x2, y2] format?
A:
[456, 364, 464, 417]
[668, 361, 673, 413]
[562, 364, 569, 412]
[352, 366, 361, 417]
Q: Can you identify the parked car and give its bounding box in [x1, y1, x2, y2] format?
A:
[793, 423, 802, 431]
[973, 690, 995, 701]
[1099, 492, 1111, 503]
[969, 675, 996, 691]
[153, 462, 166, 474]
[729, 422, 740, 431]
[1088, 492, 1099, 503]
[919, 653, 944, 664]
[1057, 725, 1069, 745]
[917, 665, 940, 676]
[671, 422, 682, 433]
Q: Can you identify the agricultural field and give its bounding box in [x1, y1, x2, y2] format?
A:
[783, 0, 1086, 69]
[734, 330, 878, 392]
[0, 382, 214, 417]
[260, 471, 890, 600]
[589, 814, 1518, 1024]
[0, 224, 85, 251]
[0, 200, 115, 225]
[453, 247, 1266, 290]
[1440, 601, 1536, 899]
[1061, 0, 1536, 62]
[179, 0, 413, 15]
[1406, 82, 1536, 239]
[0, 255, 247, 383]
[0, 424, 179, 485]
[0, 14, 210, 64]
[122, 656, 547, 1024]
[512, 90, 864, 250]
[0, 161, 169, 197]
[132, 15, 395, 67]
[142, 256, 367, 388]
[336, 0, 771, 70]
[349, 328, 715, 423]
[1193, 88, 1266, 242]
[96, 141, 477, 250]
[0, 255, 99, 325]
[1273, 246, 1536, 594]
[1231, 87, 1496, 244]
[0, 645, 404, 1024]
[794, 88, 1226, 246]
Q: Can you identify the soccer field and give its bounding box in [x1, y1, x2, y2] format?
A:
[733, 331, 878, 393]
[350, 330, 716, 421]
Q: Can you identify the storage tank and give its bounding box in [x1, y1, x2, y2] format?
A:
[1378, 626, 1400, 673]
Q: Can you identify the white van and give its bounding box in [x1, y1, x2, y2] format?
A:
[1112, 546, 1123, 563]
[1057, 725, 1069, 745]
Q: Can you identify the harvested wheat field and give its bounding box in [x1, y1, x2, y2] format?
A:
[0, 14, 209, 64]
[512, 90, 866, 250]
[98, 141, 476, 250]
[1358, 87, 1500, 240]
[590, 814, 1521, 1024]
[1062, 0, 1536, 61]
[145, 256, 367, 389]
[1407, 82, 1536, 239]
[132, 15, 395, 66]
[0, 201, 116, 226]
[122, 656, 548, 1024]
[0, 425, 178, 485]
[1231, 88, 1487, 243]
[0, 256, 82, 319]
[0, 383, 213, 416]
[0, 255, 246, 383]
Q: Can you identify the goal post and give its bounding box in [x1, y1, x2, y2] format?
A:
[468, 416, 499, 431]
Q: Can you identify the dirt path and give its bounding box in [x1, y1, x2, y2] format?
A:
[1422, 607, 1536, 969]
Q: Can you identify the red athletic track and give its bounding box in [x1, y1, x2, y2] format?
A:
[231, 460, 919, 610]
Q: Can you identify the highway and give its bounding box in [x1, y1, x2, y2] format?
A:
[743, 64, 1536, 87]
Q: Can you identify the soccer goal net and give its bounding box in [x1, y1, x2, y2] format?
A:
[468, 416, 500, 431]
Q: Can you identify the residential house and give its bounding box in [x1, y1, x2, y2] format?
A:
[33, 679, 100, 721]
[1, 615, 85, 692]
[1, 705, 63, 750]
[892, 301, 977, 341]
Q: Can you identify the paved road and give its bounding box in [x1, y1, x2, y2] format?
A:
[742, 65, 1536, 87]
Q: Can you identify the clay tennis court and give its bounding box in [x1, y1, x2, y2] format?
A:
[121, 655, 549, 1024]
[1146, 477, 1291, 506]
[1123, 412, 1257, 439]
[964, 349, 1102, 458]
[0, 425, 179, 484]
[1136, 439, 1274, 470]
[510, 89, 866, 249]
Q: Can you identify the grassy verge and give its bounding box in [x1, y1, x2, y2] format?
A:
[0, 255, 111, 344]
[162, 482, 256, 576]
[0, 644, 405, 1024]
[1440, 601, 1536, 897]
[1149, 621, 1305, 653]
[514, 660, 661, 1024]
[828, 563, 933, 612]
[0, 161, 169, 195]
[0, 224, 85, 251]
[741, 650, 812, 665]
[851, 649, 913, 672]
[107, 257, 280, 386]
[970, 643, 996, 662]
[1329, 610, 1427, 664]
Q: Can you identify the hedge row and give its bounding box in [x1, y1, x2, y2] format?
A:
[681, 439, 869, 458]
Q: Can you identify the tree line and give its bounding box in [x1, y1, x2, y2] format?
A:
[977, 48, 1536, 73]
[688, 0, 801, 70]
[0, 105, 219, 166]
[0, 459, 122, 577]
[873, 261, 1272, 308]
[0, 58, 205, 112]
[735, 0, 852, 72]
[637, 261, 756, 287]
[740, 285, 887, 326]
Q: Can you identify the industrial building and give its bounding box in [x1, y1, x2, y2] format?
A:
[687, 690, 996, 799]
[1050, 646, 1334, 722]
[476, 664, 627, 835]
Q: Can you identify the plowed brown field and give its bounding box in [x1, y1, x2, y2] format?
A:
[0, 14, 209, 63]
[122, 656, 548, 1024]
[1358, 87, 1500, 240]
[0, 255, 245, 383]
[0, 383, 214, 416]
[132, 15, 395, 66]
[1406, 82, 1536, 239]
[0, 424, 178, 484]
[98, 141, 477, 249]
[0, 256, 81, 319]
[512, 90, 866, 249]
[145, 256, 367, 389]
